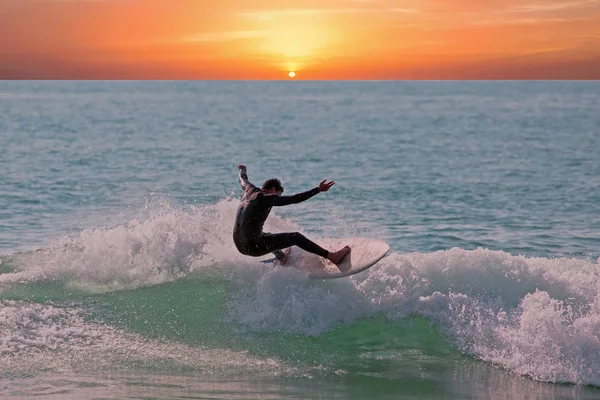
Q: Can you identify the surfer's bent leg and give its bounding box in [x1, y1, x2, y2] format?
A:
[261, 232, 329, 259]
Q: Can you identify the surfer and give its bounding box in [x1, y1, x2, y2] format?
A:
[233, 165, 351, 265]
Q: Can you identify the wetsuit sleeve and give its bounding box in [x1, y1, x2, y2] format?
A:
[239, 169, 257, 191]
[272, 187, 320, 206]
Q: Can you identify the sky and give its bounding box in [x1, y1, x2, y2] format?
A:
[1, 0, 599, 79]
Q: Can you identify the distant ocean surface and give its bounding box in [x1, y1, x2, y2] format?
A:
[1, 81, 600, 399]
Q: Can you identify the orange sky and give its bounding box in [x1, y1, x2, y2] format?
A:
[1, 0, 599, 79]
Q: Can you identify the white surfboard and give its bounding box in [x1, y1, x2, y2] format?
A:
[262, 237, 390, 279]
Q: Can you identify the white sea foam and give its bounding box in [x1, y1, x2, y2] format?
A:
[1, 198, 272, 292]
[0, 300, 294, 377]
[3, 200, 600, 384]
[231, 247, 600, 385]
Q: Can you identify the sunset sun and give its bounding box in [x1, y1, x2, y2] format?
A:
[288, 71, 296, 78]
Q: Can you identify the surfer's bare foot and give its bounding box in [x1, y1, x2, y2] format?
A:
[327, 246, 351, 265]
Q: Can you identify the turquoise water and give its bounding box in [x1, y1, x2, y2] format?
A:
[1, 81, 600, 399]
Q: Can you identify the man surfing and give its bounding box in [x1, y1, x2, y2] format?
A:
[233, 165, 351, 265]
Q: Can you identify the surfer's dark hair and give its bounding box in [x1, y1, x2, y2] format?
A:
[262, 178, 284, 193]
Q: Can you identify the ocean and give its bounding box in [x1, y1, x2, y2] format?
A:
[1, 80, 600, 399]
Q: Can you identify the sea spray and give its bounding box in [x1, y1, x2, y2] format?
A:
[1, 199, 269, 293]
[0, 300, 295, 376]
[231, 247, 600, 384]
[2, 200, 600, 384]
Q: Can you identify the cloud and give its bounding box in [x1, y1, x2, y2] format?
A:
[503, 0, 599, 13]
[239, 7, 418, 20]
[184, 30, 266, 42]
[239, 8, 365, 19]
[473, 17, 570, 24]
[35, 0, 123, 2]
[390, 8, 419, 13]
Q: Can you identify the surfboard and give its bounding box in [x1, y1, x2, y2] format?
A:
[261, 237, 390, 279]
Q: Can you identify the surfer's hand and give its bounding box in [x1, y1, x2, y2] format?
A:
[237, 165, 247, 171]
[318, 179, 335, 192]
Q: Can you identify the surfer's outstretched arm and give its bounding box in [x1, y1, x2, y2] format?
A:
[272, 187, 320, 206]
[272, 179, 335, 206]
[238, 165, 257, 191]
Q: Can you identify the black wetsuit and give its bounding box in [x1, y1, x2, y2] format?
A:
[233, 170, 329, 260]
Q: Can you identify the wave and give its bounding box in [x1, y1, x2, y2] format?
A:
[2, 199, 600, 385]
[0, 300, 296, 378]
[230, 248, 600, 385]
[0, 198, 255, 293]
